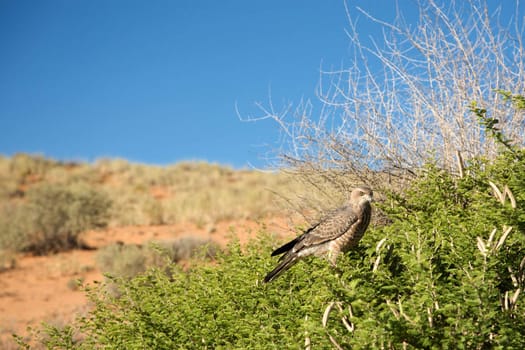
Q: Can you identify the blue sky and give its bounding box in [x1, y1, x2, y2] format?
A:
[0, 1, 519, 168]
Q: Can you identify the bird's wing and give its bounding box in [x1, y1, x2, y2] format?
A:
[270, 221, 321, 257]
[296, 206, 358, 250]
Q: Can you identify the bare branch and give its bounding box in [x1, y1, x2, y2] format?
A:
[245, 0, 524, 204]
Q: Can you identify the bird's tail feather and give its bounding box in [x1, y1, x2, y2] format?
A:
[263, 254, 298, 283]
[270, 237, 299, 256]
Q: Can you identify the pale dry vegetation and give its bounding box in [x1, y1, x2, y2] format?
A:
[0, 154, 307, 256]
[96, 236, 219, 279]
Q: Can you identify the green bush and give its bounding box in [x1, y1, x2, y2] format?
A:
[361, 157, 525, 348]
[25, 149, 525, 349]
[21, 183, 111, 254]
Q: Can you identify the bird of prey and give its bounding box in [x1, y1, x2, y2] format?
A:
[264, 185, 373, 283]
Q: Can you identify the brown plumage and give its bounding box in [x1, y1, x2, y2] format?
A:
[264, 185, 373, 283]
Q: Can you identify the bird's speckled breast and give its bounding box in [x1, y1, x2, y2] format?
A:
[333, 203, 371, 254]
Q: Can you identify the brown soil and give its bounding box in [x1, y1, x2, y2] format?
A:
[0, 217, 292, 347]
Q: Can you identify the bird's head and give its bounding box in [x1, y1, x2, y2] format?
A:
[350, 185, 374, 206]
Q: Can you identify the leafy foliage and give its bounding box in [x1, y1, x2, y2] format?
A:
[27, 149, 525, 349]
[470, 90, 523, 160]
[369, 156, 525, 348]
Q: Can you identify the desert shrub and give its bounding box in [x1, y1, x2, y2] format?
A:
[107, 188, 162, 226]
[161, 168, 301, 226]
[0, 154, 304, 228]
[29, 149, 525, 349]
[162, 235, 220, 262]
[96, 244, 150, 279]
[143, 199, 165, 225]
[8, 153, 58, 183]
[45, 162, 95, 186]
[20, 183, 111, 254]
[96, 237, 220, 279]
[96, 238, 219, 298]
[0, 157, 18, 199]
[0, 202, 31, 252]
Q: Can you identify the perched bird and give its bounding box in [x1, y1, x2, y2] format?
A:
[264, 185, 373, 283]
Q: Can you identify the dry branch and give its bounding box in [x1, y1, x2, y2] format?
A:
[243, 0, 524, 193]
